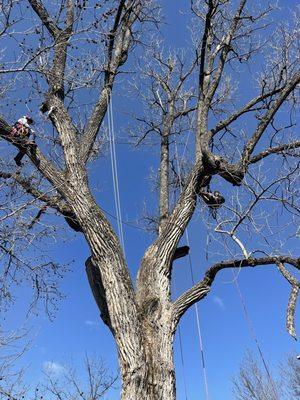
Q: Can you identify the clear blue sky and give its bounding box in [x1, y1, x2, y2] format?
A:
[2, 1, 299, 399]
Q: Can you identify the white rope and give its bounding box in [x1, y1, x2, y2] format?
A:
[178, 323, 189, 400]
[173, 277, 189, 400]
[215, 201, 279, 399]
[107, 93, 126, 254]
[107, 92, 209, 396]
[174, 139, 210, 400]
[110, 96, 126, 252]
[107, 96, 121, 238]
[233, 273, 279, 399]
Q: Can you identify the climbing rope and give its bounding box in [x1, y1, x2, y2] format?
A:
[107, 92, 126, 254]
[175, 140, 210, 400]
[178, 324, 189, 400]
[185, 230, 210, 400]
[106, 93, 208, 397]
[173, 277, 189, 400]
[233, 273, 279, 399]
[106, 93, 276, 398]
[216, 217, 279, 398]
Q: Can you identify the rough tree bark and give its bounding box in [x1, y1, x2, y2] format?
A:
[0, 1, 299, 399]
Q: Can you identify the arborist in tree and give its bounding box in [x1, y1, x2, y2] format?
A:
[10, 115, 36, 166]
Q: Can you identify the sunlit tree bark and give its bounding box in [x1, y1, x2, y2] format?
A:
[0, 1, 299, 399]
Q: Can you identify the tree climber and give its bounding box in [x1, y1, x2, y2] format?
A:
[10, 115, 36, 166]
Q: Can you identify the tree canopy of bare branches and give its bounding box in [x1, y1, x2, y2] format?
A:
[233, 352, 300, 400]
[0, 1, 299, 399]
[0, 352, 117, 400]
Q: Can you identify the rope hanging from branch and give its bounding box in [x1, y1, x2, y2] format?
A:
[215, 231, 280, 399]
[107, 92, 126, 254]
[232, 274, 280, 399]
[175, 139, 210, 400]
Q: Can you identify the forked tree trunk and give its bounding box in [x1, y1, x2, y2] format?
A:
[66, 175, 177, 400]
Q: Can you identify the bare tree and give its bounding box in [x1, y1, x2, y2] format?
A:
[0, 329, 29, 400]
[233, 352, 300, 400]
[0, 352, 117, 400]
[283, 355, 300, 399]
[41, 355, 117, 400]
[0, 1, 299, 399]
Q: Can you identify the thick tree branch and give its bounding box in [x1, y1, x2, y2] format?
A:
[107, 0, 127, 67]
[138, 158, 208, 297]
[198, 0, 215, 94]
[196, 1, 247, 157]
[159, 125, 170, 231]
[287, 286, 299, 339]
[80, 0, 142, 163]
[0, 170, 83, 232]
[158, 97, 178, 231]
[47, 0, 74, 99]
[205, 0, 247, 104]
[276, 261, 300, 287]
[30, 1, 79, 171]
[45, 97, 80, 172]
[0, 118, 82, 230]
[195, 0, 217, 156]
[28, 0, 60, 37]
[211, 88, 282, 136]
[241, 72, 300, 165]
[249, 141, 300, 164]
[173, 255, 300, 324]
[210, 136, 300, 188]
[159, 159, 205, 247]
[0, 171, 64, 210]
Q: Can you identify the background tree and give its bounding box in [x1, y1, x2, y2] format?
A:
[233, 352, 300, 400]
[0, 329, 29, 400]
[0, 1, 299, 399]
[42, 355, 117, 400]
[0, 352, 116, 400]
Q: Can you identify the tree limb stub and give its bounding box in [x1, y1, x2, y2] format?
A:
[172, 246, 190, 262]
[62, 210, 83, 232]
[85, 256, 113, 332]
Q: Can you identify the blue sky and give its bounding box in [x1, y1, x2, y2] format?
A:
[1, 1, 300, 399]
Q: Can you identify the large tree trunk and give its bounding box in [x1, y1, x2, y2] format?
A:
[65, 174, 176, 400]
[121, 329, 176, 400]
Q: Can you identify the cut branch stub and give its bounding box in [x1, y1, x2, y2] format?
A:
[172, 246, 190, 262]
[85, 257, 113, 332]
[62, 210, 83, 232]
